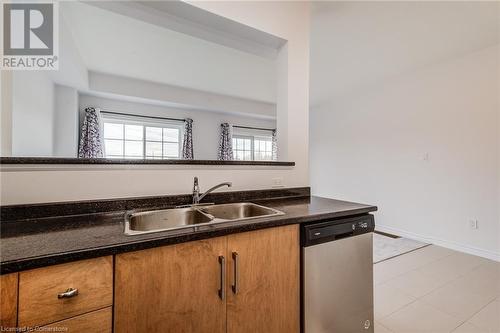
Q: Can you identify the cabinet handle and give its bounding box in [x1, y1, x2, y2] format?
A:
[232, 252, 239, 294]
[218, 256, 225, 300]
[57, 288, 78, 299]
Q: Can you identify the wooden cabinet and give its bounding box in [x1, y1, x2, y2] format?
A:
[114, 237, 227, 333]
[226, 225, 299, 333]
[7, 224, 298, 332]
[42, 307, 112, 333]
[114, 225, 299, 333]
[0, 273, 18, 328]
[18, 256, 113, 327]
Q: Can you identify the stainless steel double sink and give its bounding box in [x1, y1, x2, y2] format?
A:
[124, 202, 284, 235]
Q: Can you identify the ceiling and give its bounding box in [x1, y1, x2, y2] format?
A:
[87, 1, 286, 58]
[310, 1, 500, 106]
[61, 1, 278, 104]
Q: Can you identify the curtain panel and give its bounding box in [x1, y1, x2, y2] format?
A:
[181, 118, 194, 159]
[78, 107, 104, 158]
[272, 129, 278, 161]
[217, 123, 233, 160]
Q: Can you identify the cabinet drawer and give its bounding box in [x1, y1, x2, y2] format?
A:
[42, 307, 112, 333]
[18, 256, 113, 327]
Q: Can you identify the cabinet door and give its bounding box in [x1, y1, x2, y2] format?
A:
[226, 225, 299, 333]
[0, 273, 18, 328]
[114, 237, 227, 333]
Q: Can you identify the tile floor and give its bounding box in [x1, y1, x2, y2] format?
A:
[374, 245, 500, 333]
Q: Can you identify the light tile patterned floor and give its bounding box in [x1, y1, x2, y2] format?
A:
[374, 245, 500, 333]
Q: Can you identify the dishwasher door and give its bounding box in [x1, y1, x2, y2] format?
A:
[302, 232, 373, 333]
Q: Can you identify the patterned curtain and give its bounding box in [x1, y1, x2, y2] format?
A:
[272, 129, 278, 161]
[181, 118, 194, 159]
[78, 107, 103, 158]
[217, 123, 233, 160]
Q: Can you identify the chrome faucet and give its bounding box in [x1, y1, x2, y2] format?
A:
[192, 177, 232, 204]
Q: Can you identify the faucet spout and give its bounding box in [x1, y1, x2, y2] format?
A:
[192, 177, 232, 204]
[192, 177, 200, 204]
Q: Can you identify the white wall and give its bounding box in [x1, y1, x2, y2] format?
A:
[0, 1, 310, 205]
[51, 11, 88, 90]
[88, 72, 276, 119]
[191, 1, 310, 168]
[0, 71, 13, 156]
[4, 12, 87, 158]
[54, 85, 79, 157]
[61, 1, 277, 103]
[310, 45, 500, 259]
[11, 71, 55, 157]
[79, 94, 275, 160]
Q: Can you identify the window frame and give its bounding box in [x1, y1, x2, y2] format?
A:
[101, 113, 184, 160]
[252, 135, 274, 161]
[232, 128, 274, 161]
[232, 134, 254, 161]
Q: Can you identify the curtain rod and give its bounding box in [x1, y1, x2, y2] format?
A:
[99, 110, 185, 123]
[233, 125, 275, 132]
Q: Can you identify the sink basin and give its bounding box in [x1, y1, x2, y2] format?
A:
[199, 203, 282, 220]
[125, 207, 212, 235]
[124, 202, 284, 235]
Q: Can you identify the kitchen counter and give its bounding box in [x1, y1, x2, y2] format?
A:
[0, 193, 377, 274]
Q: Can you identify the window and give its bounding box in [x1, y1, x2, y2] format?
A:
[254, 136, 273, 161]
[101, 114, 183, 159]
[232, 129, 274, 161]
[232, 136, 253, 161]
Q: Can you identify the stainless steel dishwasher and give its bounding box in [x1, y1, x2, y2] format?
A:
[301, 214, 375, 333]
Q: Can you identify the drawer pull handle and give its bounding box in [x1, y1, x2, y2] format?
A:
[218, 256, 225, 300]
[232, 252, 239, 294]
[58, 288, 79, 299]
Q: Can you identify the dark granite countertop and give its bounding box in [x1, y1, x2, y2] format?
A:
[0, 196, 377, 274]
[0, 157, 295, 166]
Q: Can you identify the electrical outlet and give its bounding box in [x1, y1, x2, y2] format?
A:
[272, 177, 284, 188]
[469, 219, 479, 230]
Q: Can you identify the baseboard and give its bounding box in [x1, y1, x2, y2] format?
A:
[375, 224, 500, 262]
[374, 230, 400, 239]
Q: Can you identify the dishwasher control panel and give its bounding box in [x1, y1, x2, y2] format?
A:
[301, 214, 375, 247]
